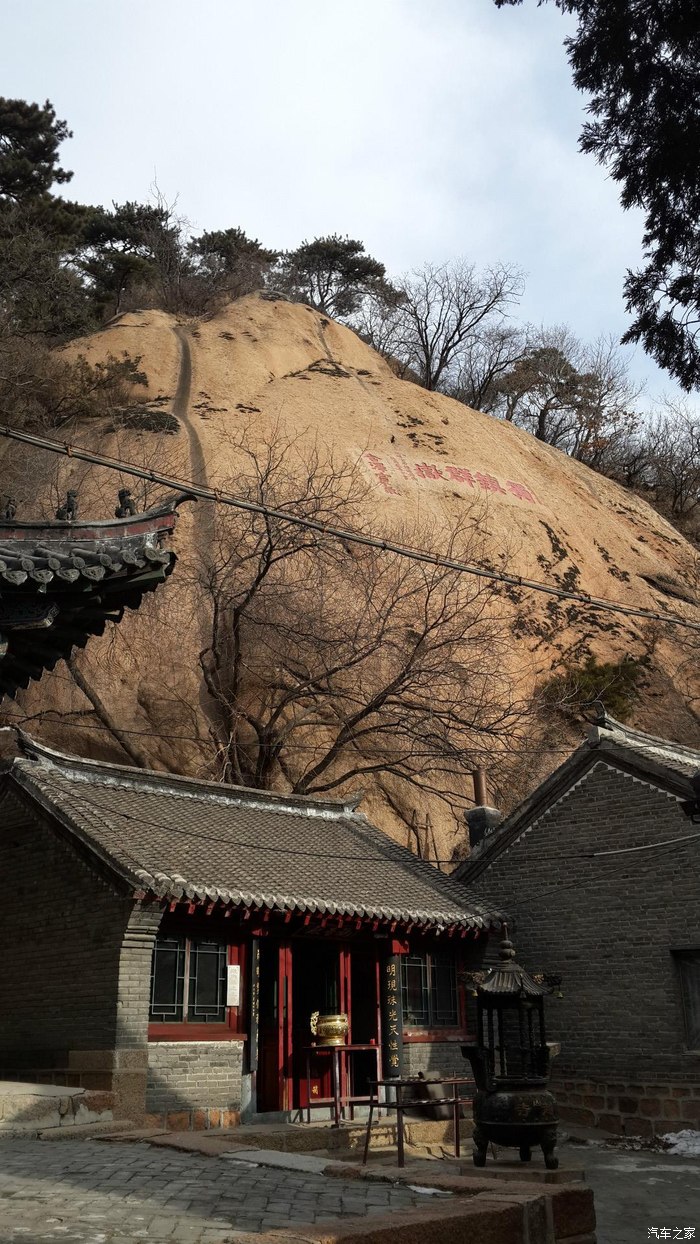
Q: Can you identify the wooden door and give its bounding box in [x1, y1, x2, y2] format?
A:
[257, 940, 293, 1112]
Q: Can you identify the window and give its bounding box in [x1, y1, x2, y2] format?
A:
[673, 949, 700, 1049]
[400, 953, 459, 1028]
[150, 936, 228, 1025]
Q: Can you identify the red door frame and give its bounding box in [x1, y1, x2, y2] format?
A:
[339, 945, 351, 1101]
[278, 941, 293, 1111]
[264, 938, 382, 1113]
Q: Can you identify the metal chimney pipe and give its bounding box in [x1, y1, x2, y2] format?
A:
[472, 767, 488, 806]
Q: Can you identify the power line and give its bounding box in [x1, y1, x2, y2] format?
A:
[587, 831, 700, 856]
[0, 705, 577, 756]
[2, 422, 700, 632]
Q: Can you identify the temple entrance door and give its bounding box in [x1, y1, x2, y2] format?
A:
[349, 948, 380, 1099]
[292, 941, 344, 1111]
[257, 940, 293, 1112]
[292, 941, 381, 1112]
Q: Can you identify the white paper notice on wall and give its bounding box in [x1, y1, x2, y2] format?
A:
[226, 964, 241, 1008]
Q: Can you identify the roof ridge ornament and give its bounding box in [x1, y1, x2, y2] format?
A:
[478, 926, 545, 998]
[498, 923, 517, 963]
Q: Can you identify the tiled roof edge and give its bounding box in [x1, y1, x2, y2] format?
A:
[7, 766, 144, 894]
[459, 719, 699, 884]
[12, 735, 364, 820]
[592, 713, 700, 769]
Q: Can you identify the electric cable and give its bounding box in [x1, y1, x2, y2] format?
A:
[2, 422, 700, 632]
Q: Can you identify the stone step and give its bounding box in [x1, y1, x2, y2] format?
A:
[221, 1116, 473, 1154]
[0, 1080, 113, 1134]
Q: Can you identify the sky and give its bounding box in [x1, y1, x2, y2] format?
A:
[2, 0, 680, 402]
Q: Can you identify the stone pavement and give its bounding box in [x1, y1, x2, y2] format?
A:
[0, 1138, 432, 1243]
[563, 1141, 700, 1244]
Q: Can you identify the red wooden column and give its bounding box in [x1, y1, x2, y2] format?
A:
[279, 942, 293, 1111]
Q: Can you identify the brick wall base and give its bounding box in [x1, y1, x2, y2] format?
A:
[554, 1076, 700, 1135]
[144, 1106, 241, 1131]
[146, 1040, 244, 1117]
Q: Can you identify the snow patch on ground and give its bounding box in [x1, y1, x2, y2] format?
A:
[407, 1185, 452, 1196]
[661, 1130, 700, 1158]
[596, 1129, 700, 1157]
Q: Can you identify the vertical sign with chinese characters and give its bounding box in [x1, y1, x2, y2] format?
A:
[248, 937, 260, 1073]
[380, 955, 404, 1079]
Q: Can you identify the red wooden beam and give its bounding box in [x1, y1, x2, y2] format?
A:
[391, 936, 410, 955]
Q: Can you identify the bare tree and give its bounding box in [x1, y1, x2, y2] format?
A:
[364, 259, 524, 393]
[645, 399, 700, 531]
[448, 322, 526, 412]
[486, 326, 641, 467]
[192, 434, 522, 810]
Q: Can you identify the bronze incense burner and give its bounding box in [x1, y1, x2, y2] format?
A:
[462, 931, 559, 1169]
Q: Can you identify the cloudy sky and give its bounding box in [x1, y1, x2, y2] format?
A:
[3, 0, 677, 400]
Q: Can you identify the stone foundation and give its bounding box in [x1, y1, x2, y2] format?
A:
[0, 1082, 114, 1133]
[0, 1048, 147, 1120]
[554, 1077, 700, 1135]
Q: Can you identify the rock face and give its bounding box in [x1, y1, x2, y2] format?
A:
[6, 294, 700, 861]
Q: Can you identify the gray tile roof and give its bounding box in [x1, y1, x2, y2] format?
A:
[592, 715, 700, 779]
[7, 736, 502, 930]
[0, 494, 192, 698]
[458, 713, 700, 882]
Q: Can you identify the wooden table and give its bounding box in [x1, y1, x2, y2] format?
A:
[304, 1044, 382, 1127]
[362, 1076, 475, 1167]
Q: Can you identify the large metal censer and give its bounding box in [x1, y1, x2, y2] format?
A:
[461, 929, 559, 1169]
[310, 1012, 349, 1047]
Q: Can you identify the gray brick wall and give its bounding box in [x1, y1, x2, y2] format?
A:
[146, 1041, 244, 1114]
[0, 789, 138, 1059]
[465, 760, 700, 1130]
[0, 787, 162, 1118]
[402, 1041, 469, 1080]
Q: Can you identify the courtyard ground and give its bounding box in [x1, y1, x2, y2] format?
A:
[0, 1137, 432, 1242]
[568, 1141, 700, 1244]
[0, 1134, 698, 1243]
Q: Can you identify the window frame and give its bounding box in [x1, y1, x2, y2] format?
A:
[148, 933, 246, 1041]
[672, 946, 700, 1053]
[400, 950, 462, 1035]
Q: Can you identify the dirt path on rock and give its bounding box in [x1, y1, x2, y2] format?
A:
[173, 325, 207, 487]
[172, 325, 215, 549]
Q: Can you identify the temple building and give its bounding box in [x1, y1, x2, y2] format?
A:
[0, 732, 502, 1128]
[458, 715, 700, 1136]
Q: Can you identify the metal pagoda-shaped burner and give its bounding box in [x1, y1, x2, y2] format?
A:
[462, 927, 559, 1169]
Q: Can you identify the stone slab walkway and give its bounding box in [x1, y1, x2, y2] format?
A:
[0, 1137, 431, 1242]
[567, 1141, 700, 1244]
